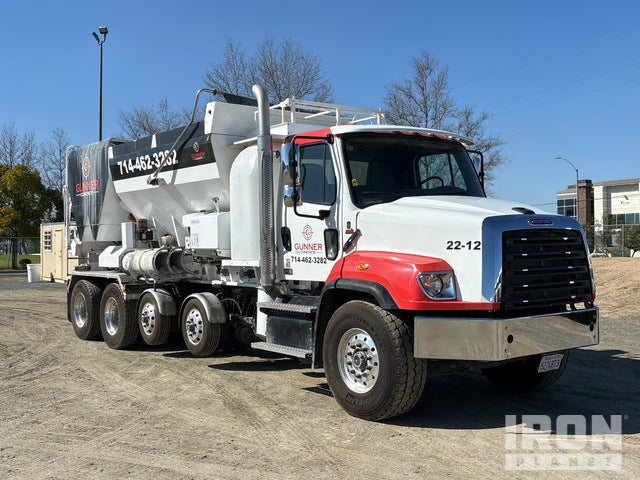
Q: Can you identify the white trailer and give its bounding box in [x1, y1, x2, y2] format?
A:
[66, 86, 598, 420]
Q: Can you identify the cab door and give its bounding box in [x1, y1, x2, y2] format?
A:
[280, 140, 341, 282]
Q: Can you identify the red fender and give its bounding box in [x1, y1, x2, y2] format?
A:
[327, 251, 499, 311]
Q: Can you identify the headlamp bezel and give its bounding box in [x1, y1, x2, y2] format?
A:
[417, 271, 456, 300]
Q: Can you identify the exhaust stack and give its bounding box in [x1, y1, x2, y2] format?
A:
[252, 84, 275, 289]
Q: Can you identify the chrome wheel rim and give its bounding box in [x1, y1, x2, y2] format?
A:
[104, 297, 119, 336]
[73, 292, 87, 328]
[337, 328, 380, 393]
[140, 301, 156, 336]
[185, 308, 204, 345]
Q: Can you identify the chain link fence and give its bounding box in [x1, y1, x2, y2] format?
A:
[0, 237, 40, 269]
[583, 224, 640, 257]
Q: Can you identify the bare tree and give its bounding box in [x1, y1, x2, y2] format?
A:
[384, 51, 456, 129]
[118, 98, 188, 139]
[118, 38, 333, 138]
[204, 38, 333, 103]
[384, 50, 505, 186]
[0, 124, 21, 167]
[451, 106, 505, 185]
[203, 40, 253, 98]
[0, 123, 40, 169]
[19, 129, 38, 169]
[0, 123, 39, 168]
[40, 127, 70, 194]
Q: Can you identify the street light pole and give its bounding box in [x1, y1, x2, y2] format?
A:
[92, 26, 108, 141]
[555, 156, 579, 224]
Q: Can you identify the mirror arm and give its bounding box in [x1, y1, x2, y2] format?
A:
[467, 149, 485, 191]
[293, 201, 330, 220]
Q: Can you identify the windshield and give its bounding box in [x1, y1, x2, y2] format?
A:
[342, 132, 485, 208]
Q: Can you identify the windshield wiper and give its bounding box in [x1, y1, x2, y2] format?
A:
[358, 193, 403, 207]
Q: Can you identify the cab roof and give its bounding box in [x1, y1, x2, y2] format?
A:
[329, 124, 474, 146]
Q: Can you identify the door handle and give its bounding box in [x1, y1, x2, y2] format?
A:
[342, 229, 361, 252]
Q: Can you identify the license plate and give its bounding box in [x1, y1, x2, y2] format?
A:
[538, 353, 564, 373]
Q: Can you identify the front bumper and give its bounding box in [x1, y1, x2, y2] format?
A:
[414, 307, 598, 361]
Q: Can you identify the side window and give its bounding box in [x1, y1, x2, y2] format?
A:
[450, 160, 464, 187]
[299, 143, 336, 205]
[349, 160, 369, 187]
[418, 153, 464, 189]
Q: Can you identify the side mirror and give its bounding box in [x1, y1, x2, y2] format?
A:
[467, 149, 485, 189]
[324, 229, 339, 260]
[280, 143, 299, 207]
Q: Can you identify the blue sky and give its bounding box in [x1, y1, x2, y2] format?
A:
[1, 0, 639, 209]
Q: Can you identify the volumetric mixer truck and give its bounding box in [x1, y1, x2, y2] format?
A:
[66, 85, 598, 420]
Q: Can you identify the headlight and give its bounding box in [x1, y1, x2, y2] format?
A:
[418, 271, 456, 300]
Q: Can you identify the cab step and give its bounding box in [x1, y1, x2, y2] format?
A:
[251, 342, 312, 360]
[257, 296, 319, 315]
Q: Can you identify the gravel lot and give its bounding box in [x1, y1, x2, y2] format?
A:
[0, 258, 638, 479]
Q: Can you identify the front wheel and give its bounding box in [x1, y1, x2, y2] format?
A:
[322, 301, 427, 421]
[181, 298, 221, 357]
[482, 351, 570, 391]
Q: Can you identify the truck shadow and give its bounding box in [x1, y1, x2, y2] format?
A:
[162, 346, 308, 372]
[158, 340, 638, 434]
[208, 355, 309, 372]
[389, 348, 639, 434]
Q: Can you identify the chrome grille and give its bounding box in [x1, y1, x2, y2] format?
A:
[501, 229, 593, 310]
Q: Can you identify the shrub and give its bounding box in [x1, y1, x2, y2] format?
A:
[19, 258, 32, 268]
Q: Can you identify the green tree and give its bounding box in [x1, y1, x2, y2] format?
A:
[625, 224, 640, 253]
[0, 164, 60, 269]
[0, 164, 60, 237]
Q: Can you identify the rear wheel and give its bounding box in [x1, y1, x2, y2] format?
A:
[70, 280, 102, 340]
[322, 300, 427, 421]
[100, 283, 139, 349]
[138, 293, 172, 346]
[482, 351, 570, 391]
[181, 298, 221, 357]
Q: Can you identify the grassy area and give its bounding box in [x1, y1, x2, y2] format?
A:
[0, 254, 40, 270]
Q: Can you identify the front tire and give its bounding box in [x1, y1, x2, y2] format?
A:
[482, 351, 570, 391]
[138, 292, 172, 346]
[70, 280, 102, 340]
[322, 301, 427, 421]
[181, 298, 221, 357]
[100, 283, 139, 349]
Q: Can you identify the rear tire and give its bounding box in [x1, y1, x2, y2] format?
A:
[322, 300, 427, 421]
[100, 283, 139, 349]
[138, 292, 172, 346]
[181, 298, 221, 357]
[482, 351, 570, 391]
[70, 280, 102, 340]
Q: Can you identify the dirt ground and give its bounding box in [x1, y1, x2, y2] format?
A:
[0, 258, 638, 479]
